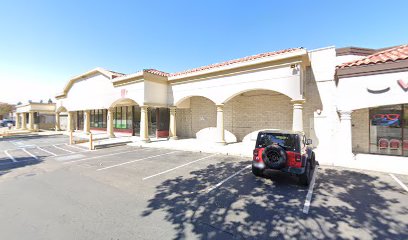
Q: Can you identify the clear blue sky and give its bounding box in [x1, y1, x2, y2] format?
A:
[1, 0, 407, 103]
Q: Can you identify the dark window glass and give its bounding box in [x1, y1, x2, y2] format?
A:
[256, 133, 299, 152]
[369, 105, 403, 156]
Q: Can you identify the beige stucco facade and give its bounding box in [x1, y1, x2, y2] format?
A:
[52, 44, 407, 168]
[14, 102, 56, 131]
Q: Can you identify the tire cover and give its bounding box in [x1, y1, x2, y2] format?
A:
[262, 144, 287, 169]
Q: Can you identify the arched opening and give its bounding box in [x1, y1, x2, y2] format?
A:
[56, 106, 68, 131]
[223, 90, 293, 142]
[175, 96, 234, 141]
[109, 98, 140, 136]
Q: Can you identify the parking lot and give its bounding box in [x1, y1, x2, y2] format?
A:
[0, 135, 407, 239]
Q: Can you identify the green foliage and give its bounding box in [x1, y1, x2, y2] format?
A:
[0, 103, 13, 115]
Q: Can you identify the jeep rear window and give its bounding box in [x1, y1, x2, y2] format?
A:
[256, 133, 299, 152]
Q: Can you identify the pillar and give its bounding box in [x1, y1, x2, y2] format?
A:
[339, 110, 354, 161]
[169, 107, 178, 140]
[216, 104, 226, 145]
[84, 110, 90, 134]
[15, 113, 21, 129]
[21, 113, 27, 130]
[67, 112, 73, 132]
[55, 113, 61, 131]
[140, 106, 150, 142]
[291, 99, 305, 132]
[28, 111, 34, 131]
[107, 108, 115, 138]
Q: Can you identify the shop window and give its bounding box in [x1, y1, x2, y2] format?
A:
[369, 105, 403, 156]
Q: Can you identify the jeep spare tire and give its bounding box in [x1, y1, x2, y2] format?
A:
[262, 144, 287, 169]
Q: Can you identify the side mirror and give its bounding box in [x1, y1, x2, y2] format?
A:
[306, 139, 312, 145]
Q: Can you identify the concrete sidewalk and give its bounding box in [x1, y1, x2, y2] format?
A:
[129, 138, 255, 158]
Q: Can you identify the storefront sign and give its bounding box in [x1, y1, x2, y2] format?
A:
[121, 89, 128, 98]
[397, 79, 408, 92]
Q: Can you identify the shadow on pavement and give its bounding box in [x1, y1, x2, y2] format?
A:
[0, 156, 43, 173]
[142, 162, 408, 239]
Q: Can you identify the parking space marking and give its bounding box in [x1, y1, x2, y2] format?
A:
[390, 174, 408, 193]
[96, 151, 179, 171]
[63, 148, 147, 164]
[303, 167, 318, 214]
[21, 148, 39, 160]
[4, 150, 17, 162]
[143, 153, 218, 180]
[53, 145, 74, 153]
[36, 147, 58, 156]
[206, 164, 251, 193]
[64, 144, 87, 151]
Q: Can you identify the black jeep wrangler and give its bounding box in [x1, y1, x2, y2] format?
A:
[252, 130, 317, 186]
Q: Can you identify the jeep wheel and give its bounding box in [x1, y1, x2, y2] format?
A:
[262, 145, 287, 169]
[299, 160, 312, 186]
[252, 166, 264, 177]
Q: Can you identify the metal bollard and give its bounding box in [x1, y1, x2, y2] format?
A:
[89, 133, 93, 150]
[69, 131, 73, 145]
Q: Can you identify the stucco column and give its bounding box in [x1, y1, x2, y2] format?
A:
[67, 112, 73, 132]
[28, 111, 34, 131]
[15, 113, 21, 129]
[291, 99, 305, 132]
[140, 106, 150, 142]
[339, 110, 354, 162]
[216, 104, 226, 145]
[107, 108, 115, 138]
[169, 107, 178, 140]
[21, 113, 27, 130]
[84, 110, 91, 134]
[55, 113, 61, 131]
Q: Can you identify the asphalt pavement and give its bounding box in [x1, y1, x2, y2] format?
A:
[0, 135, 407, 240]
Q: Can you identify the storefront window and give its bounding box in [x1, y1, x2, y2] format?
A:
[369, 105, 403, 156]
[77, 111, 84, 130]
[90, 109, 107, 128]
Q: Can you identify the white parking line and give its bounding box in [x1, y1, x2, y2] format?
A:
[53, 145, 74, 153]
[390, 174, 408, 193]
[22, 148, 39, 160]
[206, 164, 251, 193]
[64, 144, 87, 151]
[4, 150, 17, 162]
[143, 153, 218, 180]
[36, 147, 58, 156]
[96, 151, 179, 171]
[63, 148, 148, 164]
[303, 167, 318, 214]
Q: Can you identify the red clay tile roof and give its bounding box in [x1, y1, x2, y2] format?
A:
[337, 44, 408, 69]
[144, 69, 169, 77]
[169, 47, 304, 77]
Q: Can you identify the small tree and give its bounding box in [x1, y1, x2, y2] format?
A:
[0, 103, 13, 117]
[48, 98, 53, 103]
[17, 101, 22, 105]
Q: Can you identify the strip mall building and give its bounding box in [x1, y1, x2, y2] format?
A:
[17, 44, 408, 167]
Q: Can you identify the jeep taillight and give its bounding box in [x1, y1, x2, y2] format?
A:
[253, 148, 263, 162]
[295, 153, 301, 162]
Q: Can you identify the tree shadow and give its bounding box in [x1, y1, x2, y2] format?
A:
[142, 160, 408, 239]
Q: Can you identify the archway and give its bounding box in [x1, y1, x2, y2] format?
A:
[175, 96, 232, 141]
[109, 98, 140, 136]
[222, 89, 293, 142]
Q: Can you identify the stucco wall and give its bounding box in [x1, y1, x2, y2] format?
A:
[170, 63, 302, 107]
[223, 91, 292, 141]
[352, 109, 369, 153]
